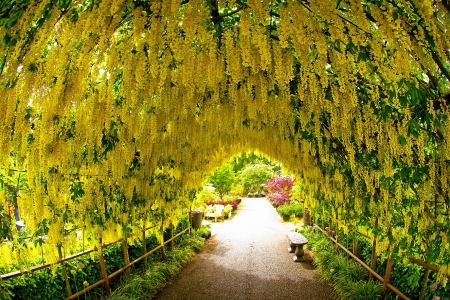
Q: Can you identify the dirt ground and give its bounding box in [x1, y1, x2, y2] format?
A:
[152, 197, 337, 300]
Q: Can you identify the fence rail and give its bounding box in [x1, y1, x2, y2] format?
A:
[320, 217, 450, 280]
[1, 215, 193, 299]
[314, 224, 410, 300]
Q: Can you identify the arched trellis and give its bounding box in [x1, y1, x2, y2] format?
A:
[0, 0, 449, 284]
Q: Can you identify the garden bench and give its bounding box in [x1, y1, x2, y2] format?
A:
[287, 232, 308, 262]
[204, 204, 225, 222]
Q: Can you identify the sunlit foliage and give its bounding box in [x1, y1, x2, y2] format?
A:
[0, 0, 449, 284]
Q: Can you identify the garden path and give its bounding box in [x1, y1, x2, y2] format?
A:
[152, 197, 337, 300]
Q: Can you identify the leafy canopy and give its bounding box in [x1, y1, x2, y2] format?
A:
[0, 0, 449, 284]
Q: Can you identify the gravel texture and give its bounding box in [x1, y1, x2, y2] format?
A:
[153, 198, 337, 300]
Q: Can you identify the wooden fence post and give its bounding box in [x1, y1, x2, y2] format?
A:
[142, 229, 147, 264]
[169, 224, 174, 251]
[189, 211, 192, 235]
[160, 222, 166, 259]
[370, 238, 377, 279]
[335, 219, 340, 253]
[352, 239, 359, 258]
[121, 238, 130, 276]
[98, 239, 110, 295]
[57, 245, 72, 297]
[382, 254, 394, 298]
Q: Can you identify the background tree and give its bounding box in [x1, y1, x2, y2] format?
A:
[207, 162, 236, 201]
[238, 163, 274, 194]
[230, 151, 281, 175]
[191, 184, 218, 212]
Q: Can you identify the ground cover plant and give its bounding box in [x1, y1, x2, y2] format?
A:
[0, 216, 205, 300]
[301, 226, 450, 300]
[301, 227, 384, 300]
[107, 228, 209, 300]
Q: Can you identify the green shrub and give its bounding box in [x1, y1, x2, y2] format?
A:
[313, 250, 334, 274]
[302, 228, 381, 300]
[108, 233, 205, 300]
[193, 225, 211, 240]
[324, 253, 348, 281]
[3, 218, 197, 300]
[0, 279, 14, 300]
[302, 226, 450, 300]
[290, 203, 304, 216]
[223, 204, 233, 217]
[340, 279, 382, 300]
[313, 238, 333, 253]
[276, 204, 294, 217]
[10, 268, 66, 300]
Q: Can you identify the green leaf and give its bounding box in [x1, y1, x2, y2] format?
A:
[357, 51, 369, 62]
[399, 94, 408, 107]
[346, 41, 357, 54]
[409, 89, 418, 106]
[423, 111, 431, 124]
[28, 63, 37, 72]
[333, 39, 343, 53]
[5, 10, 23, 28]
[398, 135, 407, 146]
[407, 118, 421, 138]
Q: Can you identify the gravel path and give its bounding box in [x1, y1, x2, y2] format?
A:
[153, 198, 337, 300]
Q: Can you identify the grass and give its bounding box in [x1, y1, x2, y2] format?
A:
[300, 227, 382, 300]
[107, 228, 209, 300]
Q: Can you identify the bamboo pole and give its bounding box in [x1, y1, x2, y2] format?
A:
[142, 229, 147, 264]
[352, 240, 359, 258]
[335, 218, 339, 253]
[316, 225, 384, 281]
[30, 223, 192, 300]
[121, 239, 130, 276]
[382, 254, 394, 297]
[58, 246, 72, 297]
[1, 217, 187, 281]
[370, 238, 377, 279]
[408, 257, 441, 274]
[107, 245, 163, 279]
[65, 279, 105, 300]
[169, 224, 174, 251]
[160, 222, 166, 259]
[357, 230, 371, 239]
[98, 240, 110, 295]
[1, 248, 95, 280]
[108, 227, 191, 280]
[189, 210, 192, 235]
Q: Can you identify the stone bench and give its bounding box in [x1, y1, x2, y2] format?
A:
[287, 232, 308, 262]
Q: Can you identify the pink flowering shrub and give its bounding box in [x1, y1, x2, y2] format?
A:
[266, 176, 294, 194]
[266, 176, 294, 206]
[268, 191, 290, 206]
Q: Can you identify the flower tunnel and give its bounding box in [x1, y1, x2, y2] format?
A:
[0, 0, 449, 284]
